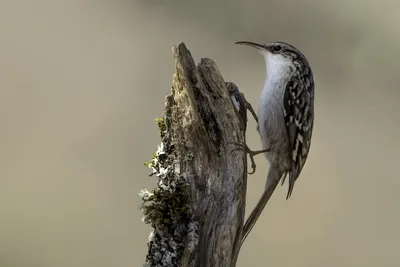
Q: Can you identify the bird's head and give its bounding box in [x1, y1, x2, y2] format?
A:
[235, 41, 309, 78]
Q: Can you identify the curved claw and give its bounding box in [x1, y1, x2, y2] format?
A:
[228, 141, 257, 175]
[227, 141, 249, 152]
[228, 142, 247, 156]
[248, 158, 256, 174]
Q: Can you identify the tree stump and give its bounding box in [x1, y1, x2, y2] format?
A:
[141, 43, 249, 267]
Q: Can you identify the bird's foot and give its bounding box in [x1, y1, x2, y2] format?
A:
[243, 98, 258, 123]
[226, 82, 258, 123]
[228, 142, 270, 174]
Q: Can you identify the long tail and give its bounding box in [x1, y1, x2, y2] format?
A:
[240, 167, 281, 245]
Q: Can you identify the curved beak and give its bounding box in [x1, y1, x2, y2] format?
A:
[235, 41, 268, 51]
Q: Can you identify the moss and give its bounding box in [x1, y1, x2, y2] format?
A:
[154, 117, 166, 138]
[140, 116, 198, 267]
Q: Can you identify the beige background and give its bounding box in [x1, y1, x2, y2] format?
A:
[0, 0, 399, 266]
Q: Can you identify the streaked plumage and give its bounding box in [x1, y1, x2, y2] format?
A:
[235, 41, 315, 245]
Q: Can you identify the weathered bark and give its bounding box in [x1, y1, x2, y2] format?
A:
[141, 43, 248, 267]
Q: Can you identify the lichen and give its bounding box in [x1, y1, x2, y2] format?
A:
[154, 117, 166, 138]
[140, 116, 198, 267]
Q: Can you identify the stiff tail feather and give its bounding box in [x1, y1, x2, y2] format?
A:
[240, 168, 282, 245]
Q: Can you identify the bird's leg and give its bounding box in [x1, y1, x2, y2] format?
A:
[228, 142, 269, 174]
[226, 83, 264, 173]
[226, 82, 259, 125]
[237, 92, 261, 134]
[242, 96, 258, 124]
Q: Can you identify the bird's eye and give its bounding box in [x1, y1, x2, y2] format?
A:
[273, 45, 282, 52]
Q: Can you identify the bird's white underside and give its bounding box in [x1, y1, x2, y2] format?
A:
[257, 50, 294, 156]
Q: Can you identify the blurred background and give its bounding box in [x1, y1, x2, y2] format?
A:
[0, 0, 399, 266]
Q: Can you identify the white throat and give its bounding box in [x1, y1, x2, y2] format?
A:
[261, 51, 293, 92]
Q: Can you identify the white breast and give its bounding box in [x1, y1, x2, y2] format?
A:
[257, 51, 293, 156]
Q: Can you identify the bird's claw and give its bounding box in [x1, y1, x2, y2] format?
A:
[228, 141, 257, 174]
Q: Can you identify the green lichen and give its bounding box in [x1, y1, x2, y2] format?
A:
[154, 117, 166, 138]
[143, 152, 157, 169]
[140, 116, 198, 267]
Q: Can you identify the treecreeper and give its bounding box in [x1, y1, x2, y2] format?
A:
[231, 41, 315, 245]
[141, 42, 315, 266]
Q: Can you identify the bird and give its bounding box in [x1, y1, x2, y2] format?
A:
[231, 41, 315, 245]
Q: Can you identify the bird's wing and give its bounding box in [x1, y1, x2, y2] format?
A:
[282, 76, 314, 198]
